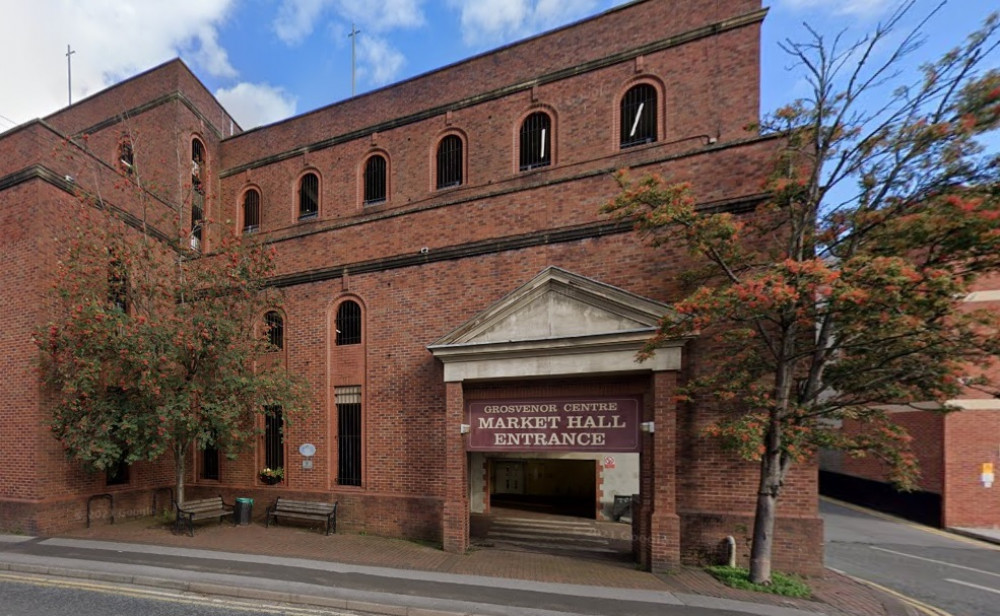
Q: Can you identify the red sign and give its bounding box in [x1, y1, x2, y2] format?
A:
[466, 397, 641, 453]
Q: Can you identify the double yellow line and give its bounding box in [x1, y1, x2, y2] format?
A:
[834, 573, 953, 616]
[0, 572, 347, 615]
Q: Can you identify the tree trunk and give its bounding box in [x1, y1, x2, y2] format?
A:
[749, 450, 781, 584]
[174, 443, 186, 506]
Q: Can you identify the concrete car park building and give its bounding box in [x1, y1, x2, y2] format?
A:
[0, 0, 825, 573]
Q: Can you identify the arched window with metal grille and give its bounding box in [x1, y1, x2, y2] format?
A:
[436, 135, 463, 189]
[242, 189, 260, 234]
[336, 300, 362, 345]
[265, 310, 284, 350]
[519, 112, 552, 171]
[299, 172, 319, 219]
[363, 155, 387, 205]
[620, 84, 658, 148]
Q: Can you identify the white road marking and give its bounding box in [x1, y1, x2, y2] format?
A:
[945, 578, 1000, 595]
[870, 546, 1000, 579]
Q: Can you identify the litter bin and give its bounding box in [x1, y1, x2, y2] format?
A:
[234, 497, 253, 526]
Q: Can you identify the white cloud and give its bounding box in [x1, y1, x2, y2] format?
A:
[214, 83, 298, 129]
[335, 0, 426, 32]
[273, 0, 424, 46]
[447, 0, 600, 47]
[776, 0, 896, 19]
[274, 0, 332, 45]
[0, 0, 236, 127]
[357, 36, 407, 86]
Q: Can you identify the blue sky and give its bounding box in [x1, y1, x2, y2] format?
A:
[0, 1, 996, 133]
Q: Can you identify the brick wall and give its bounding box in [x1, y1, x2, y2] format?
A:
[943, 411, 1000, 528]
[0, 0, 827, 572]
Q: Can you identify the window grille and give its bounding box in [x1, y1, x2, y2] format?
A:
[265, 311, 284, 350]
[363, 155, 387, 205]
[190, 197, 203, 251]
[620, 84, 658, 148]
[336, 301, 361, 345]
[201, 443, 220, 481]
[243, 189, 260, 233]
[299, 173, 319, 219]
[264, 406, 284, 473]
[436, 135, 463, 189]
[191, 138, 205, 194]
[336, 386, 362, 486]
[519, 112, 551, 171]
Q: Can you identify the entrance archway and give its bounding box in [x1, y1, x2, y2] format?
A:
[429, 268, 685, 571]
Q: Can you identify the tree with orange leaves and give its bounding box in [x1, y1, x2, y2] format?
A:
[605, 3, 1000, 584]
[37, 136, 306, 507]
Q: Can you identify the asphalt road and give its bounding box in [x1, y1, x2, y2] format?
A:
[822, 499, 1000, 616]
[0, 572, 356, 616]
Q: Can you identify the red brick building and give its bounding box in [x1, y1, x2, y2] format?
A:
[0, 0, 824, 573]
[822, 278, 1000, 531]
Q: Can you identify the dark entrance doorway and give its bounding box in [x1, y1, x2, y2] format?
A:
[489, 458, 596, 518]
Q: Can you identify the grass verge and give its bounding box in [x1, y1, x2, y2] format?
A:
[705, 565, 811, 598]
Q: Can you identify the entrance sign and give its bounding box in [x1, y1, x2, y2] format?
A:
[466, 397, 641, 452]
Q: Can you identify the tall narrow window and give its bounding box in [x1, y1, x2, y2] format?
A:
[119, 139, 134, 175]
[620, 84, 658, 148]
[519, 112, 551, 171]
[336, 386, 362, 486]
[265, 311, 284, 350]
[201, 443, 220, 481]
[363, 155, 387, 205]
[191, 138, 205, 193]
[243, 189, 260, 234]
[106, 458, 130, 486]
[336, 300, 361, 345]
[299, 172, 319, 219]
[436, 135, 463, 189]
[264, 405, 284, 475]
[191, 139, 205, 251]
[108, 254, 128, 313]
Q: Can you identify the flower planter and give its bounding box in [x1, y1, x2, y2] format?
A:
[259, 475, 282, 485]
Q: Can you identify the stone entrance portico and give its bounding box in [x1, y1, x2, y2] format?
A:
[428, 267, 686, 570]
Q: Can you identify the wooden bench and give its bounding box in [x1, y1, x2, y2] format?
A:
[173, 495, 233, 536]
[265, 497, 338, 535]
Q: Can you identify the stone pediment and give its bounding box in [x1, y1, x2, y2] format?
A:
[428, 267, 684, 382]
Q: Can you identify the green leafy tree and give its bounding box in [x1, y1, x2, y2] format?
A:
[38, 140, 305, 506]
[604, 5, 1000, 584]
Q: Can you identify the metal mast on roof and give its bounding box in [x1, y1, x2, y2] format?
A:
[348, 24, 360, 96]
[66, 45, 75, 106]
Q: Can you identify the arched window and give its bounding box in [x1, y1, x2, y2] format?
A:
[519, 112, 551, 171]
[436, 135, 463, 189]
[336, 301, 362, 345]
[363, 155, 387, 205]
[242, 189, 260, 234]
[265, 311, 284, 350]
[299, 172, 319, 219]
[620, 84, 658, 148]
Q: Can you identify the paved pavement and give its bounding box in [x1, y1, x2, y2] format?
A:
[949, 526, 1000, 546]
[0, 507, 920, 616]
